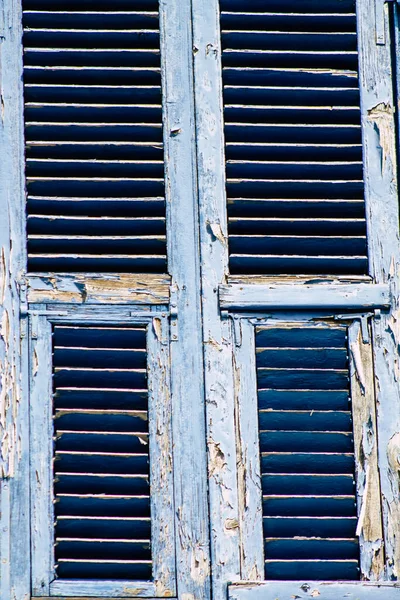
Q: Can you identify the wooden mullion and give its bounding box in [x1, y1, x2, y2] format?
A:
[160, 0, 211, 598]
[191, 0, 242, 594]
[357, 0, 400, 579]
[348, 321, 385, 580]
[30, 313, 54, 596]
[233, 320, 264, 580]
[0, 0, 30, 598]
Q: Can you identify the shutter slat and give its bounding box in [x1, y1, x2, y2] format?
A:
[53, 325, 152, 580]
[23, 3, 166, 273]
[221, 0, 367, 276]
[256, 325, 359, 580]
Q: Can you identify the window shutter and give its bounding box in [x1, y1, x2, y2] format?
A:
[53, 325, 151, 580]
[23, 0, 166, 273]
[220, 0, 367, 276]
[256, 325, 359, 580]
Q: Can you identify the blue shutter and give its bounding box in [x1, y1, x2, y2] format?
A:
[256, 325, 360, 580]
[52, 324, 152, 580]
[23, 0, 166, 273]
[220, 0, 368, 276]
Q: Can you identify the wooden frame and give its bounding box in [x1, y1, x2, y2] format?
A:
[228, 582, 400, 600]
[30, 307, 176, 598]
[232, 315, 387, 589]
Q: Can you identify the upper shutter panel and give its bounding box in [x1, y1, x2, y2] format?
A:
[23, 0, 167, 273]
[220, 0, 368, 277]
[256, 325, 360, 580]
[53, 324, 151, 580]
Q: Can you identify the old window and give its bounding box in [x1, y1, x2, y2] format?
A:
[1, 0, 400, 599]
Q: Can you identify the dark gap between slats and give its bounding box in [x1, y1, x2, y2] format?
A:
[52, 324, 152, 580]
[255, 325, 360, 580]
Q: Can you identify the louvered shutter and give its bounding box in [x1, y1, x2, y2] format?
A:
[23, 0, 166, 273]
[220, 0, 367, 276]
[30, 312, 175, 596]
[256, 325, 359, 580]
[53, 325, 151, 580]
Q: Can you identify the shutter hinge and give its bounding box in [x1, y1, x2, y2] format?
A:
[169, 283, 178, 341]
[221, 311, 242, 347]
[376, 0, 398, 45]
[334, 310, 381, 343]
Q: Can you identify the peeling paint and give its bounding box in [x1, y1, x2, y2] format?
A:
[367, 102, 396, 174]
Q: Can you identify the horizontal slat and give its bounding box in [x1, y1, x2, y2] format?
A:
[261, 452, 355, 474]
[263, 495, 357, 517]
[55, 495, 150, 517]
[262, 475, 355, 496]
[56, 558, 152, 580]
[56, 432, 149, 452]
[264, 537, 359, 559]
[264, 560, 359, 580]
[259, 431, 353, 453]
[221, 14, 357, 33]
[24, 11, 159, 29]
[263, 516, 357, 537]
[55, 473, 149, 495]
[56, 516, 151, 538]
[256, 347, 347, 368]
[257, 368, 349, 389]
[56, 538, 151, 559]
[257, 390, 350, 411]
[259, 410, 352, 431]
[54, 409, 148, 431]
[55, 451, 149, 474]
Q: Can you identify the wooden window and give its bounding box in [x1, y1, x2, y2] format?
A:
[2, 0, 400, 599]
[30, 313, 175, 597]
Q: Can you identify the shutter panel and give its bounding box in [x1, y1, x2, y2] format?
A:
[23, 0, 166, 273]
[53, 325, 151, 580]
[220, 0, 368, 276]
[256, 325, 360, 580]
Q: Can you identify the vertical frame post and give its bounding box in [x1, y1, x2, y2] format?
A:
[160, 1, 211, 598]
[348, 320, 384, 580]
[357, 0, 400, 578]
[30, 314, 54, 595]
[191, 1, 242, 598]
[147, 315, 176, 596]
[0, 0, 29, 598]
[233, 320, 264, 580]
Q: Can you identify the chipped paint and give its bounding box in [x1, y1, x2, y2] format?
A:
[367, 103, 396, 174]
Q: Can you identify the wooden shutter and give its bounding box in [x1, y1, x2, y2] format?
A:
[256, 325, 359, 580]
[53, 325, 151, 580]
[23, 0, 166, 273]
[220, 0, 367, 276]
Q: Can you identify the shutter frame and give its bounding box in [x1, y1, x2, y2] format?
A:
[29, 309, 176, 597]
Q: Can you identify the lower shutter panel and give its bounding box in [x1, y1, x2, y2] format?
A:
[53, 325, 152, 580]
[23, 1, 166, 274]
[256, 326, 360, 580]
[220, 0, 368, 277]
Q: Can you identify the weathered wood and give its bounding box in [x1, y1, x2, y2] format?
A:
[50, 580, 159, 598]
[27, 274, 171, 305]
[233, 321, 264, 580]
[147, 317, 176, 597]
[228, 582, 400, 600]
[30, 314, 54, 595]
[357, 0, 400, 579]
[348, 321, 384, 580]
[0, 0, 30, 598]
[219, 283, 390, 311]
[160, 0, 211, 599]
[36, 597, 176, 600]
[191, 0, 241, 595]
